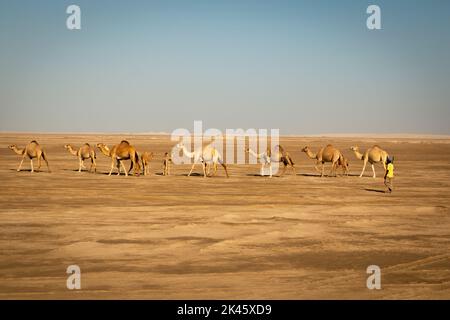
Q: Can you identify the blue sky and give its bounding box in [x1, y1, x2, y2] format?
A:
[0, 0, 449, 134]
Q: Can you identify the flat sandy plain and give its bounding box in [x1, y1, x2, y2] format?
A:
[0, 133, 449, 299]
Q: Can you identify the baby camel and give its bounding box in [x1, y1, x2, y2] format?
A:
[9, 140, 50, 173]
[141, 152, 153, 176]
[64, 143, 97, 173]
[162, 152, 172, 176]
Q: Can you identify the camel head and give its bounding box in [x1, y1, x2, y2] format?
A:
[350, 146, 359, 152]
[97, 143, 107, 149]
[64, 144, 71, 149]
[301, 146, 310, 153]
[338, 155, 349, 174]
[8, 144, 16, 150]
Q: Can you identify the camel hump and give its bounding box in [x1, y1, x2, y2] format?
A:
[83, 143, 91, 147]
[326, 144, 333, 147]
[30, 140, 39, 144]
[120, 140, 130, 145]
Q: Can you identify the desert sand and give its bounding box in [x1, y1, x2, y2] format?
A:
[0, 133, 449, 299]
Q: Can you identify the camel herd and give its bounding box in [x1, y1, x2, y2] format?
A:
[7, 140, 390, 178]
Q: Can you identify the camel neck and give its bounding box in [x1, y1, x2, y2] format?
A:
[12, 147, 24, 155]
[181, 146, 195, 158]
[67, 146, 78, 156]
[305, 149, 316, 159]
[247, 149, 261, 158]
[99, 146, 110, 156]
[352, 149, 364, 160]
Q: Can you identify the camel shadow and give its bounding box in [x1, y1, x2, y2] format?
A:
[180, 173, 204, 177]
[9, 168, 45, 173]
[365, 188, 386, 194]
[61, 169, 93, 173]
[297, 173, 320, 177]
[346, 173, 361, 177]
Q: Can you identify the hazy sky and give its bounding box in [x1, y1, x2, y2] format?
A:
[1, 0, 449, 134]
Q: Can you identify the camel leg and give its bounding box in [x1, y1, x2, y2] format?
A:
[291, 164, 296, 175]
[108, 159, 115, 176]
[269, 163, 273, 178]
[117, 160, 121, 176]
[371, 164, 376, 178]
[188, 162, 197, 176]
[78, 157, 82, 172]
[30, 159, 34, 173]
[314, 160, 321, 174]
[221, 163, 229, 178]
[41, 151, 50, 173]
[120, 161, 128, 177]
[330, 161, 338, 177]
[260, 164, 264, 176]
[17, 156, 25, 172]
[37, 155, 41, 171]
[92, 157, 97, 173]
[202, 162, 207, 178]
[280, 164, 287, 177]
[360, 159, 368, 178]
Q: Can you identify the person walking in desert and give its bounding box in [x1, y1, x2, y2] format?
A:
[384, 156, 395, 193]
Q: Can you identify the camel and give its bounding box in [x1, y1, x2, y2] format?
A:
[350, 145, 389, 178]
[245, 145, 296, 178]
[141, 152, 153, 176]
[162, 152, 172, 176]
[64, 143, 97, 173]
[96, 140, 141, 176]
[301, 144, 347, 177]
[176, 142, 229, 178]
[9, 140, 50, 173]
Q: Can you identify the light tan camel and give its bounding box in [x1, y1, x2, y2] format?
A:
[177, 142, 229, 178]
[9, 140, 50, 173]
[162, 152, 172, 176]
[141, 152, 153, 176]
[96, 140, 141, 176]
[245, 145, 296, 177]
[64, 143, 97, 173]
[350, 145, 389, 178]
[302, 144, 347, 177]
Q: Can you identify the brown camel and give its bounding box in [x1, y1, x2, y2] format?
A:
[9, 140, 50, 173]
[350, 145, 389, 178]
[302, 144, 347, 177]
[96, 140, 141, 176]
[141, 151, 153, 176]
[64, 143, 97, 173]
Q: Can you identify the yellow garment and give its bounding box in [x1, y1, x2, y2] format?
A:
[386, 163, 394, 178]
